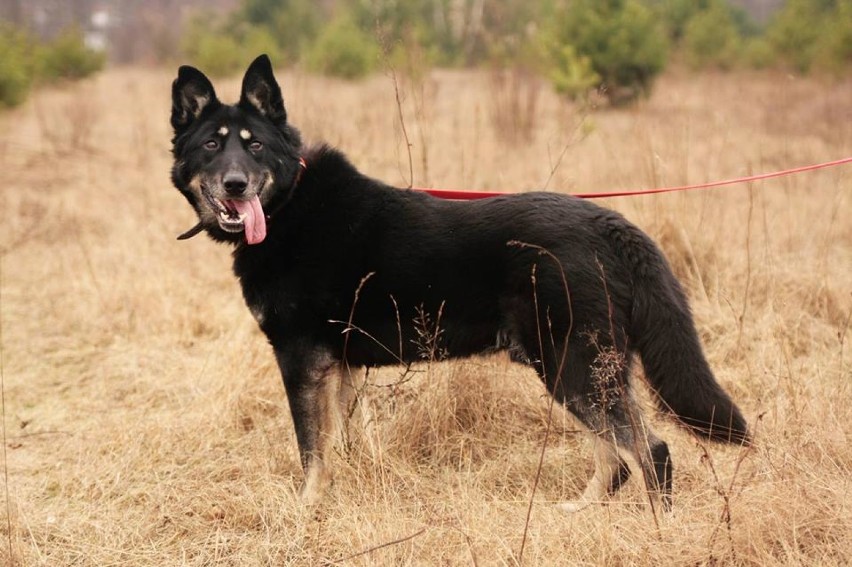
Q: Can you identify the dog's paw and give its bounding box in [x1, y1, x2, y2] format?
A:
[554, 500, 593, 514]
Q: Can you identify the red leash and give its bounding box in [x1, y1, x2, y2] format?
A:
[413, 156, 852, 200]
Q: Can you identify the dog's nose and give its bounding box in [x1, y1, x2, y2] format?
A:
[223, 172, 248, 195]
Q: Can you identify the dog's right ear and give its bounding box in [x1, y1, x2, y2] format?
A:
[171, 65, 219, 132]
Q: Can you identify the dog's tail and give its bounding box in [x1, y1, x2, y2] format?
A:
[608, 220, 750, 445]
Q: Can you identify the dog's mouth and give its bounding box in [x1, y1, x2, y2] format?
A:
[202, 187, 267, 244]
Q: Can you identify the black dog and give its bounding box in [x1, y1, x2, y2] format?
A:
[170, 55, 749, 510]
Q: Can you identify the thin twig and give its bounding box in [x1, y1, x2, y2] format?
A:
[376, 28, 415, 188]
[391, 66, 414, 188]
[596, 257, 661, 531]
[736, 185, 755, 356]
[390, 294, 404, 361]
[331, 319, 405, 367]
[704, 414, 759, 562]
[543, 113, 591, 191]
[341, 272, 376, 371]
[325, 527, 426, 565]
[508, 242, 574, 564]
[0, 253, 14, 565]
[518, 263, 558, 564]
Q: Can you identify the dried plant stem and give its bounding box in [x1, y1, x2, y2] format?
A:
[736, 185, 755, 355]
[0, 254, 15, 564]
[376, 31, 415, 189]
[325, 527, 426, 565]
[595, 258, 661, 532]
[509, 242, 574, 564]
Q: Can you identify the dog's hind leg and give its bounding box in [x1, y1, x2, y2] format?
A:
[275, 348, 344, 506]
[565, 390, 673, 513]
[531, 339, 672, 512]
[556, 438, 631, 513]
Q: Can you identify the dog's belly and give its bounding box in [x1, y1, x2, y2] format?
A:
[337, 315, 504, 367]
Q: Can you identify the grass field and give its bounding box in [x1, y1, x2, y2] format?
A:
[1, 65, 850, 565]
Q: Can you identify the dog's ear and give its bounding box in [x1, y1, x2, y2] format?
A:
[239, 54, 287, 124]
[171, 65, 219, 132]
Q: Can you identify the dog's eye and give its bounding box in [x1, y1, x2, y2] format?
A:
[203, 140, 219, 151]
[249, 140, 263, 152]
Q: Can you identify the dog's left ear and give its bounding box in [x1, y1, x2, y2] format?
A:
[240, 54, 287, 124]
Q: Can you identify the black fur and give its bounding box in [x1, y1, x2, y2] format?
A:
[170, 55, 750, 508]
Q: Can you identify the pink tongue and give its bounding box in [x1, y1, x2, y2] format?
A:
[229, 196, 267, 245]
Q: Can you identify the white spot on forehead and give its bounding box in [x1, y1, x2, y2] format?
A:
[240, 128, 252, 140]
[217, 126, 229, 137]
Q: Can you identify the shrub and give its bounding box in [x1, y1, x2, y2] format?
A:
[811, 0, 852, 75]
[741, 37, 775, 70]
[39, 27, 106, 81]
[180, 15, 244, 77]
[548, 45, 600, 102]
[179, 13, 283, 78]
[352, 0, 459, 66]
[237, 26, 283, 68]
[0, 24, 37, 107]
[549, 0, 668, 105]
[0, 23, 104, 108]
[683, 1, 742, 70]
[766, 0, 830, 73]
[765, 0, 852, 74]
[306, 15, 379, 79]
[240, 0, 321, 61]
[651, 0, 703, 42]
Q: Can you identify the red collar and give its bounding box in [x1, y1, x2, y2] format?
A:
[294, 156, 307, 186]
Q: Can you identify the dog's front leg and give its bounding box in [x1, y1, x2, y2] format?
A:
[275, 347, 342, 506]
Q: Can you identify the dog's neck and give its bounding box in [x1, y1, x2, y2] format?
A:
[263, 156, 307, 223]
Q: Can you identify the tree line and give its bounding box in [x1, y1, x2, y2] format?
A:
[2, 0, 850, 108]
[182, 0, 850, 105]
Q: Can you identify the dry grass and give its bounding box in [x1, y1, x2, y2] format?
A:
[0, 66, 850, 565]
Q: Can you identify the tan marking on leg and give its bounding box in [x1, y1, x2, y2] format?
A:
[557, 437, 622, 513]
[340, 368, 380, 459]
[298, 362, 344, 506]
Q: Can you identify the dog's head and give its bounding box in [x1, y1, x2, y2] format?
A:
[170, 55, 302, 245]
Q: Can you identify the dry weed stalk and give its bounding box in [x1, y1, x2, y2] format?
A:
[375, 27, 428, 188]
[388, 64, 414, 188]
[0, 256, 15, 564]
[32, 86, 98, 156]
[699, 423, 758, 564]
[594, 257, 662, 531]
[324, 526, 426, 565]
[413, 302, 448, 363]
[489, 66, 542, 145]
[506, 241, 573, 564]
[736, 185, 756, 357]
[542, 110, 592, 192]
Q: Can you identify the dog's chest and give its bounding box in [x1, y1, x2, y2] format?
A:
[240, 277, 297, 330]
[236, 265, 344, 337]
